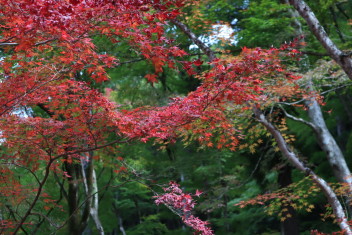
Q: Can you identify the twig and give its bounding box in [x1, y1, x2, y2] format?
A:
[279, 105, 317, 131]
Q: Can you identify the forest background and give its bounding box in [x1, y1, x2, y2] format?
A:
[1, 0, 352, 234]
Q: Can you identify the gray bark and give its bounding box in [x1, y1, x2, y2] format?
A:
[283, 86, 352, 202]
[288, 0, 352, 79]
[170, 19, 216, 62]
[305, 93, 352, 192]
[81, 152, 105, 235]
[89, 168, 104, 235]
[119, 217, 127, 235]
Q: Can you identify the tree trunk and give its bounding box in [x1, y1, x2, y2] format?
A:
[119, 217, 127, 235]
[305, 94, 352, 192]
[329, 7, 346, 43]
[89, 167, 105, 235]
[278, 165, 300, 235]
[81, 151, 105, 235]
[65, 161, 82, 235]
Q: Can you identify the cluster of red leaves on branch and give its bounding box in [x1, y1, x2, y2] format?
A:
[0, 0, 187, 115]
[0, 0, 190, 172]
[0, 167, 32, 205]
[116, 46, 302, 149]
[115, 89, 240, 149]
[0, 80, 119, 167]
[154, 182, 214, 235]
[235, 178, 323, 224]
[311, 229, 346, 235]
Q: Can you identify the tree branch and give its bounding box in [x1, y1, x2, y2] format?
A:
[55, 180, 132, 233]
[29, 212, 60, 229]
[253, 105, 352, 234]
[0, 38, 57, 48]
[13, 158, 55, 234]
[288, 0, 352, 79]
[170, 18, 216, 62]
[279, 105, 318, 130]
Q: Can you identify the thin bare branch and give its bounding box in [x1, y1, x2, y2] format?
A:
[0, 162, 41, 185]
[279, 105, 317, 130]
[170, 18, 216, 62]
[29, 212, 60, 229]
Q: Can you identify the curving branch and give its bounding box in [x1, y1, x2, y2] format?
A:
[13, 158, 55, 234]
[288, 0, 352, 79]
[0, 38, 57, 47]
[170, 18, 216, 62]
[279, 105, 318, 131]
[253, 106, 352, 234]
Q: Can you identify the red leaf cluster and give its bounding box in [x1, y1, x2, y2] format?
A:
[154, 182, 213, 235]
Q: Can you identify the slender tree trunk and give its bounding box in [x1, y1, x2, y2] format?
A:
[65, 161, 82, 235]
[278, 165, 300, 235]
[118, 217, 127, 235]
[305, 93, 352, 191]
[81, 151, 105, 235]
[80, 153, 93, 232]
[89, 167, 104, 235]
[336, 3, 350, 20]
[329, 7, 346, 43]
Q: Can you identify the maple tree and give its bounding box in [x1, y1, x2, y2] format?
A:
[0, 0, 352, 234]
[0, 0, 190, 234]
